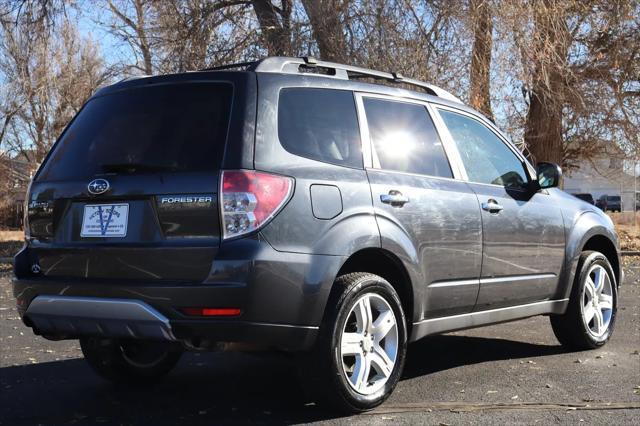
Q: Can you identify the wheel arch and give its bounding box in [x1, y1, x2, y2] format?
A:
[582, 235, 620, 286]
[559, 211, 622, 300]
[336, 248, 415, 330]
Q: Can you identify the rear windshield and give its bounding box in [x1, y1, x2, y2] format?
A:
[608, 196, 621, 201]
[37, 82, 232, 181]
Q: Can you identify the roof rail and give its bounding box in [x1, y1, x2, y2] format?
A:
[199, 60, 259, 72]
[252, 56, 463, 104]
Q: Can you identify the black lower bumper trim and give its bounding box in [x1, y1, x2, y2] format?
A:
[171, 320, 318, 351]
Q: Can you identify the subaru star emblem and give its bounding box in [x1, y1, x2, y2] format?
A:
[88, 179, 110, 195]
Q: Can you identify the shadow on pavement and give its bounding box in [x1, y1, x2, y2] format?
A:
[403, 334, 567, 379]
[0, 334, 568, 425]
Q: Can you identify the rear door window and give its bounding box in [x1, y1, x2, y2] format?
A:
[363, 98, 452, 178]
[278, 88, 363, 168]
[37, 82, 233, 181]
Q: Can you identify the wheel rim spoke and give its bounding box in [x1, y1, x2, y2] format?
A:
[341, 332, 364, 356]
[371, 345, 394, 378]
[583, 305, 596, 324]
[372, 310, 395, 340]
[593, 309, 604, 334]
[598, 294, 613, 311]
[593, 267, 605, 291]
[351, 354, 370, 391]
[584, 278, 596, 300]
[355, 297, 374, 332]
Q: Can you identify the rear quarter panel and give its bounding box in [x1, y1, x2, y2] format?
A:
[254, 74, 380, 257]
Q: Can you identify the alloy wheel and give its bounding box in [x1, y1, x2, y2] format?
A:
[340, 293, 399, 395]
[581, 264, 614, 338]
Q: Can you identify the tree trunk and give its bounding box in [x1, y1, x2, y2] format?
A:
[523, 0, 569, 166]
[133, 0, 152, 75]
[300, 0, 347, 62]
[469, 0, 493, 120]
[251, 0, 292, 56]
[524, 91, 564, 165]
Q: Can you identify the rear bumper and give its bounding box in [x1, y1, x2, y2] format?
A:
[24, 295, 176, 341]
[21, 295, 318, 350]
[13, 236, 344, 351]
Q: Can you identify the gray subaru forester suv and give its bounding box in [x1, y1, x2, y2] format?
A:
[13, 57, 622, 413]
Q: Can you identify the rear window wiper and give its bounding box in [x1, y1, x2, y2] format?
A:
[101, 163, 180, 173]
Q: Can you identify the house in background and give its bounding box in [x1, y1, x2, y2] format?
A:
[0, 152, 36, 228]
[563, 154, 639, 212]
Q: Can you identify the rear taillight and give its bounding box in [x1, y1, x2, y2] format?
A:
[220, 170, 293, 240]
[26, 199, 54, 240]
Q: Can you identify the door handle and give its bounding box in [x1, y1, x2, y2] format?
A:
[482, 199, 504, 213]
[380, 190, 409, 207]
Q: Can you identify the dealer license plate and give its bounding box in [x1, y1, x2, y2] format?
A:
[81, 204, 129, 237]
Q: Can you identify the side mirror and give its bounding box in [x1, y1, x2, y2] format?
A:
[536, 162, 562, 189]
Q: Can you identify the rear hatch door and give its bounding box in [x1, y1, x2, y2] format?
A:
[27, 80, 236, 283]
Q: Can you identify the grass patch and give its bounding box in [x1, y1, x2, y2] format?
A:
[609, 213, 639, 252]
[0, 230, 23, 242]
[0, 229, 23, 259]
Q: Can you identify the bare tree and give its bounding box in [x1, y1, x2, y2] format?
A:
[301, 0, 348, 62]
[251, 0, 292, 56]
[0, 0, 68, 31]
[563, 0, 640, 168]
[521, 0, 570, 165]
[1, 7, 56, 161]
[104, 0, 154, 75]
[502, 0, 639, 167]
[0, 7, 110, 163]
[2, 0, 636, 181]
[468, 0, 493, 119]
[51, 22, 109, 137]
[101, 1, 262, 74]
[353, 0, 468, 102]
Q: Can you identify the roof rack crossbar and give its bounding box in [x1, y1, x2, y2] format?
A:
[253, 57, 462, 103]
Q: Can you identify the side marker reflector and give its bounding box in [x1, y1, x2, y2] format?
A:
[180, 307, 242, 317]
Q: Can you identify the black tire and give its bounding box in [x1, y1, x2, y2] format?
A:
[300, 273, 408, 413]
[80, 337, 183, 383]
[550, 251, 618, 350]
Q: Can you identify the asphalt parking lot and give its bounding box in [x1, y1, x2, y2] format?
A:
[1, 258, 639, 425]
